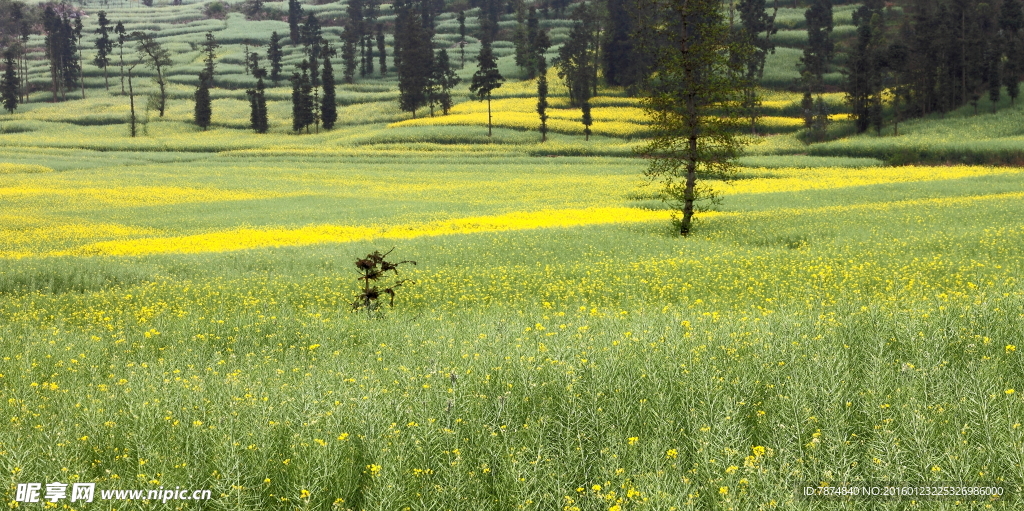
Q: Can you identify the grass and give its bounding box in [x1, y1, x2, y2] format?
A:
[3, 0, 1024, 509]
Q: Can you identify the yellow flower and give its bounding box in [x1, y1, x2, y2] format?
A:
[1007, 345, 1017, 353]
[665, 448, 678, 459]
[300, 489, 310, 499]
[752, 446, 766, 457]
[337, 432, 350, 441]
[627, 437, 639, 446]
[1006, 389, 1015, 395]
[719, 486, 729, 495]
[725, 466, 738, 474]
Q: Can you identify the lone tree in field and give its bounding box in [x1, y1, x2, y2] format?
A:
[470, 38, 504, 136]
[2, 49, 20, 113]
[94, 11, 113, 90]
[201, 32, 219, 78]
[134, 32, 172, 117]
[637, 0, 751, 236]
[194, 70, 212, 129]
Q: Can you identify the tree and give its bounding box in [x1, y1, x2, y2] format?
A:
[321, 45, 337, 129]
[637, 0, 751, 236]
[556, 14, 594, 107]
[194, 71, 212, 130]
[376, 23, 387, 76]
[201, 31, 219, 80]
[267, 31, 283, 84]
[115, 21, 127, 93]
[134, 31, 172, 117]
[469, 38, 504, 136]
[846, 2, 885, 133]
[291, 60, 314, 132]
[301, 13, 322, 87]
[2, 49, 20, 113]
[603, 0, 644, 90]
[429, 49, 459, 115]
[288, 0, 303, 44]
[74, 16, 85, 99]
[396, 9, 432, 117]
[736, 0, 779, 133]
[457, 10, 467, 68]
[536, 51, 549, 142]
[247, 67, 269, 133]
[1002, 0, 1024, 105]
[799, 0, 833, 92]
[127, 62, 139, 137]
[581, 99, 592, 140]
[342, 24, 358, 83]
[94, 11, 113, 90]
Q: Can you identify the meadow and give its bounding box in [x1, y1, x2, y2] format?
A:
[3, 0, 1024, 510]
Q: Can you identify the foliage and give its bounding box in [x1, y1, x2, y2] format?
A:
[469, 38, 504, 136]
[134, 31, 172, 117]
[637, 0, 751, 236]
[351, 248, 417, 314]
[321, 48, 337, 130]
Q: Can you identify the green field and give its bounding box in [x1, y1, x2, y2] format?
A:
[3, 0, 1024, 510]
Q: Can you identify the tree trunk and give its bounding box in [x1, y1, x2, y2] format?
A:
[487, 96, 492, 137]
[129, 71, 136, 137]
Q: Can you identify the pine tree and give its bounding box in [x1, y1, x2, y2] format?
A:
[638, 0, 751, 236]
[2, 49, 20, 114]
[342, 24, 358, 84]
[74, 16, 85, 99]
[1001, 0, 1023, 105]
[429, 49, 459, 115]
[268, 31, 284, 84]
[470, 38, 504, 136]
[42, 8, 61, 102]
[525, 7, 540, 77]
[555, 14, 593, 107]
[194, 71, 212, 130]
[847, 2, 884, 133]
[513, 16, 530, 74]
[291, 60, 313, 132]
[457, 10, 467, 68]
[799, 0, 833, 92]
[247, 67, 269, 133]
[201, 32, 219, 80]
[115, 21, 127, 93]
[377, 23, 387, 76]
[536, 52, 549, 142]
[602, 0, 639, 89]
[322, 46, 337, 129]
[94, 11, 113, 90]
[397, 10, 432, 117]
[301, 13, 322, 87]
[288, 0, 303, 44]
[581, 99, 592, 141]
[736, 0, 779, 133]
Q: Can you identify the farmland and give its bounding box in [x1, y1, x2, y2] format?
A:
[3, 0, 1024, 509]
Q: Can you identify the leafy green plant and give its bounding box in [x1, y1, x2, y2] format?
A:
[351, 248, 416, 314]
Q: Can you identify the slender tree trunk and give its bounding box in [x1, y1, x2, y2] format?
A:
[104, 68, 109, 90]
[128, 71, 136, 137]
[79, 46, 85, 99]
[120, 47, 125, 93]
[487, 96, 492, 137]
[156, 69, 165, 116]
